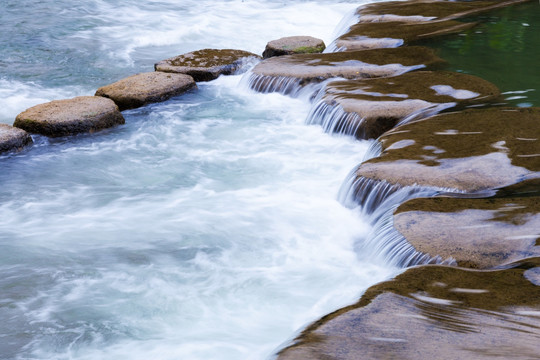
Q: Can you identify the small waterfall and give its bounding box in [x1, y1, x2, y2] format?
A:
[246, 73, 324, 98]
[360, 206, 457, 267]
[396, 102, 456, 127]
[324, 9, 360, 53]
[306, 100, 369, 139]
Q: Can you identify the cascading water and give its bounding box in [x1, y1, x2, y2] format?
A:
[0, 1, 409, 360]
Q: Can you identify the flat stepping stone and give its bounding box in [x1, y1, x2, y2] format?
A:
[262, 36, 325, 59]
[249, 46, 444, 94]
[394, 196, 540, 269]
[14, 96, 125, 137]
[329, 0, 531, 51]
[0, 124, 32, 154]
[353, 107, 540, 195]
[95, 72, 196, 111]
[334, 19, 476, 51]
[355, 0, 533, 23]
[155, 49, 261, 82]
[308, 71, 500, 139]
[278, 261, 540, 360]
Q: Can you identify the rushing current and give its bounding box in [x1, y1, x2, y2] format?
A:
[0, 1, 398, 359]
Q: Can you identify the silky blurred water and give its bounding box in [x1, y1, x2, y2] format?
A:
[0, 1, 397, 359]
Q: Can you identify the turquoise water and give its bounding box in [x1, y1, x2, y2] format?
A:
[423, 1, 540, 107]
[0, 1, 398, 359]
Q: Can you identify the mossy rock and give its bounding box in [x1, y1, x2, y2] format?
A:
[0, 124, 32, 154]
[14, 96, 125, 137]
[155, 49, 261, 82]
[355, 107, 540, 193]
[262, 36, 325, 58]
[278, 259, 540, 360]
[394, 196, 540, 269]
[335, 19, 476, 51]
[95, 72, 196, 111]
[356, 0, 534, 22]
[311, 71, 500, 139]
[249, 46, 445, 94]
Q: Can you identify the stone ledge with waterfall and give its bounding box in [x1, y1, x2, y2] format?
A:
[276, 0, 540, 358]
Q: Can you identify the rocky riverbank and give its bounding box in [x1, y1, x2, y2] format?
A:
[3, 0, 539, 358]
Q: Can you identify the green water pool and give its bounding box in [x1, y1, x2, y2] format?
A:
[422, 1, 540, 107]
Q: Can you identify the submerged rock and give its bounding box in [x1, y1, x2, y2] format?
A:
[353, 107, 540, 194]
[335, 19, 475, 51]
[155, 48, 261, 82]
[14, 96, 125, 137]
[249, 46, 444, 94]
[0, 124, 32, 154]
[394, 196, 540, 269]
[95, 72, 196, 111]
[262, 36, 325, 58]
[277, 259, 540, 360]
[355, 0, 534, 23]
[308, 71, 500, 139]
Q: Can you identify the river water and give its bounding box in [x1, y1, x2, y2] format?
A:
[0, 1, 397, 359]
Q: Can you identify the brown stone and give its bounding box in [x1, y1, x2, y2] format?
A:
[356, 0, 534, 23]
[354, 107, 540, 193]
[95, 72, 196, 111]
[335, 19, 476, 51]
[0, 124, 32, 154]
[249, 46, 445, 94]
[394, 196, 540, 269]
[14, 96, 125, 137]
[262, 36, 325, 59]
[278, 260, 540, 360]
[310, 71, 500, 139]
[155, 49, 261, 82]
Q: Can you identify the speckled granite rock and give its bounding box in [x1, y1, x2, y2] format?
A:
[95, 72, 196, 110]
[262, 36, 325, 58]
[155, 49, 261, 81]
[0, 124, 32, 154]
[14, 96, 125, 137]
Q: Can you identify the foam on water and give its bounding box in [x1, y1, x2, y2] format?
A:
[0, 1, 401, 359]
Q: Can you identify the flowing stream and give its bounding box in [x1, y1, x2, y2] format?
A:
[0, 1, 398, 359]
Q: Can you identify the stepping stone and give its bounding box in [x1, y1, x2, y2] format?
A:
[308, 71, 500, 139]
[0, 124, 32, 154]
[355, 0, 533, 23]
[155, 48, 261, 82]
[394, 196, 540, 269]
[249, 46, 444, 94]
[353, 107, 540, 194]
[262, 36, 325, 58]
[334, 19, 476, 51]
[330, 0, 531, 51]
[95, 72, 196, 111]
[278, 260, 540, 360]
[14, 96, 125, 137]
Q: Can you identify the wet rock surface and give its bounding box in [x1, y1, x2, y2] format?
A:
[95, 72, 196, 111]
[155, 48, 261, 82]
[278, 259, 540, 360]
[262, 36, 325, 58]
[332, 0, 533, 51]
[0, 124, 32, 154]
[14, 96, 125, 137]
[356, 0, 533, 23]
[309, 71, 500, 139]
[394, 196, 540, 269]
[335, 19, 475, 51]
[354, 107, 540, 193]
[250, 46, 444, 94]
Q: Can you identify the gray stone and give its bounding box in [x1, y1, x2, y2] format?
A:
[262, 36, 325, 59]
[95, 72, 196, 111]
[155, 49, 261, 81]
[0, 124, 32, 154]
[14, 96, 125, 137]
